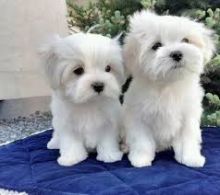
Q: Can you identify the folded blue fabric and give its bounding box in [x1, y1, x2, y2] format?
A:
[0, 127, 220, 195]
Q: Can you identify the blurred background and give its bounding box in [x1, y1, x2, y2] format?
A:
[0, 0, 219, 144]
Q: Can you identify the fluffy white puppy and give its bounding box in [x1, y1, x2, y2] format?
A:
[40, 33, 124, 166]
[123, 11, 215, 168]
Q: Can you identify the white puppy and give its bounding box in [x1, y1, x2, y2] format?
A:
[40, 33, 124, 166]
[123, 11, 215, 168]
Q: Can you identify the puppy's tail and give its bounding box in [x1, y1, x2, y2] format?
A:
[86, 24, 101, 33]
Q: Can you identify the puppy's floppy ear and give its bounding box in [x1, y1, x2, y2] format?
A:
[123, 34, 137, 76]
[109, 36, 126, 84]
[129, 10, 158, 39]
[39, 34, 63, 89]
[113, 32, 124, 43]
[110, 32, 127, 84]
[123, 10, 158, 76]
[200, 24, 216, 63]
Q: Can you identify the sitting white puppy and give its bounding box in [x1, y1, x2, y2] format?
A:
[40, 33, 124, 166]
[123, 11, 215, 168]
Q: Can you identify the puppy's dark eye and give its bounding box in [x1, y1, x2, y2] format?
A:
[152, 42, 162, 51]
[73, 67, 84, 75]
[105, 65, 111, 72]
[182, 38, 189, 43]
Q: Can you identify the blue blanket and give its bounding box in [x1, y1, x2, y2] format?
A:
[0, 127, 220, 195]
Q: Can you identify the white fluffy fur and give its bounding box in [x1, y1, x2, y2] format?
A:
[40, 33, 125, 166]
[123, 11, 215, 167]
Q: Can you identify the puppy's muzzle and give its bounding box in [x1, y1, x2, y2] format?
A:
[170, 51, 183, 62]
[91, 82, 104, 93]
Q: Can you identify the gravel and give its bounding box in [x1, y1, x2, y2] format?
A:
[0, 111, 52, 144]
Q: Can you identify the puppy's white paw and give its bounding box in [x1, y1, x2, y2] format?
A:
[47, 139, 59, 149]
[97, 150, 123, 163]
[128, 152, 153, 167]
[175, 154, 205, 168]
[57, 152, 88, 166]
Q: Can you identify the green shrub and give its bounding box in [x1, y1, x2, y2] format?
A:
[202, 93, 220, 126]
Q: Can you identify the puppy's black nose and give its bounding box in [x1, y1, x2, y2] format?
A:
[170, 51, 183, 62]
[92, 82, 104, 93]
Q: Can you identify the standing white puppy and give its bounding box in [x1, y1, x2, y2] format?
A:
[123, 11, 215, 167]
[40, 33, 124, 166]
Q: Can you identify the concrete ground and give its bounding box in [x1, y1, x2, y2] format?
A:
[0, 96, 52, 144]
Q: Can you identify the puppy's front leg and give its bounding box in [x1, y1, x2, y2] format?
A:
[58, 131, 87, 166]
[127, 120, 156, 167]
[96, 127, 123, 163]
[47, 130, 59, 149]
[173, 115, 205, 167]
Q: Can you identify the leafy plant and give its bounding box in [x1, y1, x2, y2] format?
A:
[202, 93, 220, 126]
[67, 0, 143, 37]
